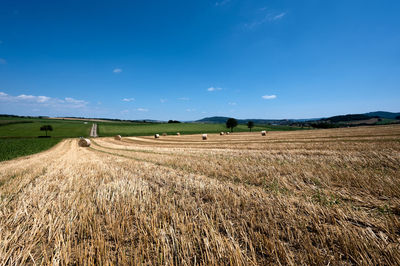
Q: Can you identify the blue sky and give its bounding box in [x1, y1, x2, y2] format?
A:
[0, 0, 399, 120]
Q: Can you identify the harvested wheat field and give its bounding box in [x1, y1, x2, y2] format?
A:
[1, 125, 400, 265]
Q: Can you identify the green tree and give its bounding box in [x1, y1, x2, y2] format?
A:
[226, 118, 238, 132]
[247, 121, 254, 132]
[40, 125, 53, 137]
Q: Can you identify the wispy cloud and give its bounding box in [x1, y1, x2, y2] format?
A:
[137, 108, 148, 112]
[272, 12, 286, 20]
[215, 0, 231, 6]
[0, 58, 7, 64]
[64, 97, 87, 105]
[244, 11, 286, 29]
[0, 91, 88, 108]
[207, 87, 223, 92]
[120, 109, 129, 114]
[178, 97, 190, 101]
[186, 108, 196, 112]
[160, 98, 167, 103]
[122, 98, 135, 102]
[16, 94, 51, 103]
[113, 68, 122, 73]
[228, 102, 237, 105]
[262, 94, 277, 100]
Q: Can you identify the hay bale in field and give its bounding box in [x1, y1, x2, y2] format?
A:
[154, 134, 160, 138]
[162, 133, 167, 136]
[78, 138, 91, 147]
[114, 135, 122, 140]
[177, 132, 180, 136]
[202, 134, 208, 140]
[261, 130, 267, 136]
[226, 132, 230, 135]
[220, 132, 224, 135]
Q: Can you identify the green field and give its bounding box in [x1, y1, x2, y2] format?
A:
[0, 138, 62, 162]
[0, 119, 91, 138]
[97, 122, 303, 137]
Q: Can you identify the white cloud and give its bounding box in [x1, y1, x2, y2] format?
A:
[37, 96, 51, 102]
[0, 92, 88, 108]
[160, 98, 167, 103]
[178, 97, 190, 101]
[137, 108, 148, 112]
[16, 94, 51, 103]
[0, 58, 7, 64]
[120, 109, 129, 114]
[186, 108, 196, 112]
[228, 102, 237, 105]
[272, 12, 286, 21]
[64, 97, 87, 105]
[215, 0, 231, 6]
[262, 94, 277, 100]
[207, 87, 223, 92]
[113, 68, 122, 73]
[122, 98, 135, 102]
[244, 11, 286, 29]
[16, 94, 35, 100]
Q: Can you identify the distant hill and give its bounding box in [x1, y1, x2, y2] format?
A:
[308, 111, 400, 128]
[318, 112, 400, 123]
[195, 111, 400, 127]
[364, 111, 400, 119]
[321, 114, 372, 123]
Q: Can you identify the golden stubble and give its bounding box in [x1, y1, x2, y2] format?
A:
[0, 125, 399, 265]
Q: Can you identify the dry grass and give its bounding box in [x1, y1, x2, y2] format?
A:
[1, 125, 399, 264]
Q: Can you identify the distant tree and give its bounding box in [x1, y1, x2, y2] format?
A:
[168, 120, 181, 123]
[40, 125, 53, 136]
[226, 118, 238, 132]
[247, 121, 254, 132]
[396, 115, 400, 120]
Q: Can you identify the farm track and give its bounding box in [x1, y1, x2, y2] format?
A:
[0, 125, 400, 264]
[90, 123, 98, 138]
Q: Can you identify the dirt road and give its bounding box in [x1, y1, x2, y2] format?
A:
[90, 123, 97, 137]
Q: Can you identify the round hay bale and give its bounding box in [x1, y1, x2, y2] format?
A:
[114, 135, 122, 140]
[176, 132, 180, 136]
[202, 134, 208, 140]
[261, 130, 267, 136]
[162, 133, 167, 136]
[226, 132, 230, 135]
[78, 138, 91, 147]
[220, 132, 224, 135]
[154, 134, 160, 138]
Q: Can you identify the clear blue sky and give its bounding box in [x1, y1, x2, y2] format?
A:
[0, 0, 399, 120]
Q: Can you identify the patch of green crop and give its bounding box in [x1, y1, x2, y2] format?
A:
[0, 120, 91, 138]
[0, 138, 62, 161]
